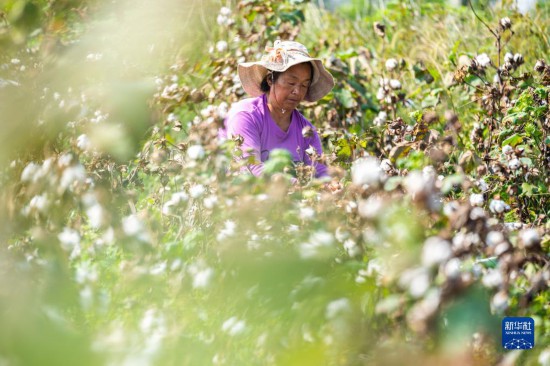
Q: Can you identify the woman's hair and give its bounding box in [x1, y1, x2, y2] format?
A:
[260, 71, 280, 93]
[260, 62, 314, 93]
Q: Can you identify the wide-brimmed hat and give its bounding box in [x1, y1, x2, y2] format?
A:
[238, 40, 334, 102]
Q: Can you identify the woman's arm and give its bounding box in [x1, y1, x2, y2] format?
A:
[226, 111, 264, 176]
[305, 125, 329, 179]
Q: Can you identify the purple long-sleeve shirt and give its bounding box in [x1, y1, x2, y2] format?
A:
[223, 94, 328, 178]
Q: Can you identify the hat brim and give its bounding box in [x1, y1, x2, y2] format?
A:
[238, 57, 334, 102]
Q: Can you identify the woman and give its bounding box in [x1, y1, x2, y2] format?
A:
[223, 40, 334, 178]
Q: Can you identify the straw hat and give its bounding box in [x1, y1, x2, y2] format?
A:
[238, 40, 334, 102]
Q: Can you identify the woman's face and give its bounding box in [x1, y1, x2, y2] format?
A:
[270, 63, 312, 111]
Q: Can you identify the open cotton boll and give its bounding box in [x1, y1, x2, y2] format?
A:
[385, 58, 398, 71]
[187, 145, 205, 160]
[469, 193, 484, 207]
[519, 228, 540, 248]
[422, 236, 452, 267]
[475, 53, 491, 68]
[351, 157, 383, 187]
[489, 199, 510, 214]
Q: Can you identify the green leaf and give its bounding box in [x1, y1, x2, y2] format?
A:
[503, 112, 528, 125]
[475, 256, 498, 269]
[279, 10, 305, 25]
[413, 63, 434, 84]
[263, 149, 294, 175]
[335, 138, 351, 159]
[502, 133, 523, 147]
[421, 95, 439, 108]
[441, 174, 464, 194]
[334, 88, 356, 109]
[409, 110, 423, 123]
[521, 183, 537, 197]
[384, 176, 402, 191]
[519, 157, 533, 167]
[448, 40, 461, 65]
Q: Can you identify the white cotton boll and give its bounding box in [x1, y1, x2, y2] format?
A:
[171, 191, 189, 204]
[299, 206, 315, 220]
[311, 231, 334, 246]
[491, 290, 509, 313]
[504, 52, 514, 64]
[486, 231, 505, 246]
[422, 165, 436, 179]
[221, 66, 231, 76]
[21, 162, 39, 182]
[189, 184, 206, 198]
[325, 298, 351, 319]
[29, 194, 50, 213]
[75, 261, 98, 284]
[187, 145, 205, 160]
[216, 220, 236, 241]
[57, 153, 72, 168]
[475, 53, 491, 68]
[389, 79, 401, 90]
[444, 258, 462, 279]
[489, 199, 510, 214]
[216, 14, 227, 26]
[58, 227, 81, 251]
[409, 270, 430, 298]
[539, 348, 550, 366]
[288, 225, 300, 232]
[122, 215, 144, 236]
[192, 267, 214, 289]
[150, 262, 167, 276]
[86, 203, 104, 229]
[376, 87, 386, 101]
[404, 171, 425, 196]
[299, 231, 335, 260]
[477, 179, 489, 192]
[215, 41, 228, 53]
[222, 317, 246, 336]
[385, 58, 398, 71]
[373, 111, 388, 126]
[494, 242, 510, 256]
[469, 193, 484, 207]
[380, 159, 392, 172]
[508, 158, 521, 170]
[345, 201, 357, 214]
[203, 195, 218, 209]
[504, 222, 523, 231]
[335, 227, 350, 243]
[502, 145, 513, 155]
[60, 164, 87, 190]
[422, 236, 452, 267]
[469, 207, 486, 220]
[351, 157, 382, 187]
[219, 6, 231, 16]
[519, 228, 540, 248]
[399, 268, 430, 298]
[343, 239, 361, 257]
[443, 201, 459, 217]
[217, 102, 229, 119]
[482, 269, 503, 288]
[357, 195, 384, 219]
[76, 134, 91, 151]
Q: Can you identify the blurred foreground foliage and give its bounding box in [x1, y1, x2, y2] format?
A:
[0, 0, 549, 365]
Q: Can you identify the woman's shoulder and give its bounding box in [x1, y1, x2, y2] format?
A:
[293, 110, 315, 128]
[228, 95, 264, 117]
